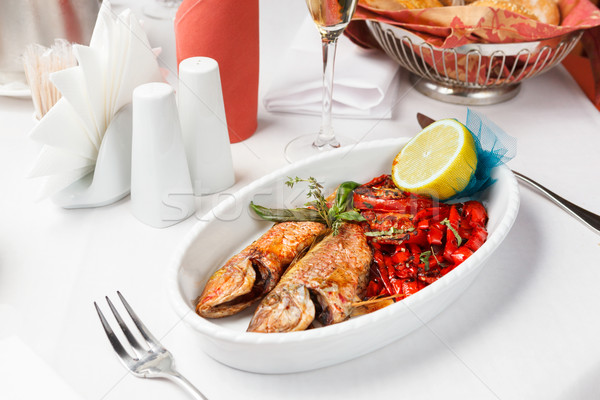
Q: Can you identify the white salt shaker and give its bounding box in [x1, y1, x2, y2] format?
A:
[131, 82, 195, 228]
[178, 57, 235, 195]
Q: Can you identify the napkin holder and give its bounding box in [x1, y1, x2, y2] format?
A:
[52, 104, 132, 209]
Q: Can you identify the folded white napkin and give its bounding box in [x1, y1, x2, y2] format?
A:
[263, 17, 400, 119]
[28, 1, 163, 201]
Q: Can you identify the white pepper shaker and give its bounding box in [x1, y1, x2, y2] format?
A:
[178, 57, 235, 195]
[131, 82, 194, 228]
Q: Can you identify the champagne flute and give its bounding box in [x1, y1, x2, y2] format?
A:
[284, 0, 359, 163]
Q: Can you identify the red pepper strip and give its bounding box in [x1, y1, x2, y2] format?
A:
[404, 228, 428, 247]
[362, 211, 414, 232]
[366, 280, 382, 297]
[370, 240, 382, 250]
[443, 236, 458, 262]
[353, 193, 435, 213]
[433, 206, 451, 222]
[373, 249, 385, 265]
[378, 272, 393, 296]
[386, 261, 399, 292]
[449, 204, 461, 227]
[407, 243, 421, 259]
[419, 275, 440, 285]
[462, 200, 488, 228]
[391, 248, 411, 265]
[418, 219, 430, 230]
[413, 205, 451, 224]
[390, 278, 404, 295]
[369, 237, 408, 246]
[384, 254, 394, 269]
[458, 226, 472, 241]
[361, 174, 395, 188]
[451, 246, 474, 265]
[465, 225, 488, 252]
[375, 258, 394, 296]
[427, 253, 440, 270]
[439, 265, 455, 276]
[413, 208, 432, 223]
[354, 185, 406, 200]
[395, 264, 417, 279]
[427, 223, 444, 246]
[353, 183, 436, 211]
[402, 280, 422, 296]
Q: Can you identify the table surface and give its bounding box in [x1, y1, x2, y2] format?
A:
[1, 1, 600, 399]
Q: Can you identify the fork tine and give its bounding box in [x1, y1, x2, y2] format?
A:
[105, 295, 147, 356]
[94, 301, 134, 365]
[117, 291, 163, 350]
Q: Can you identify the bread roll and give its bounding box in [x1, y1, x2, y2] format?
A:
[361, 0, 559, 23]
[514, 0, 560, 24]
[470, 0, 538, 19]
[363, 0, 444, 10]
[469, 0, 560, 24]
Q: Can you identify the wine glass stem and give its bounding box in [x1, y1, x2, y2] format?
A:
[314, 37, 339, 149]
[157, 0, 181, 7]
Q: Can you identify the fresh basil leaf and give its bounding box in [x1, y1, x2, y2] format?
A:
[330, 181, 361, 216]
[337, 210, 366, 222]
[440, 218, 462, 246]
[420, 250, 432, 271]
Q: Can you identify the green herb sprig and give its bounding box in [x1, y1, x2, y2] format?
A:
[440, 218, 462, 246]
[250, 177, 365, 235]
[419, 250, 432, 271]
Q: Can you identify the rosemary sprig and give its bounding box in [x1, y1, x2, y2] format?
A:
[286, 177, 330, 226]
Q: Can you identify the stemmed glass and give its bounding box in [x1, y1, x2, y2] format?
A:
[284, 0, 359, 163]
[143, 0, 183, 20]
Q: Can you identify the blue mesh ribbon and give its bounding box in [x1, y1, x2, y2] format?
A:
[449, 109, 517, 200]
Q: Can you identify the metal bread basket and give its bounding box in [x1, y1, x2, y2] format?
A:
[366, 20, 583, 105]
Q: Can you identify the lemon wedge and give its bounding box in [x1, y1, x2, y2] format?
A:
[392, 119, 477, 200]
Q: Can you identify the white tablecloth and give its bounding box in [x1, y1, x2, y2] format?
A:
[1, 1, 600, 399]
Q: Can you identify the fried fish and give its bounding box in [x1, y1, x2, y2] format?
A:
[248, 223, 372, 333]
[196, 221, 327, 318]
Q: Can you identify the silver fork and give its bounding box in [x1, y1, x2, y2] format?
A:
[94, 291, 208, 400]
